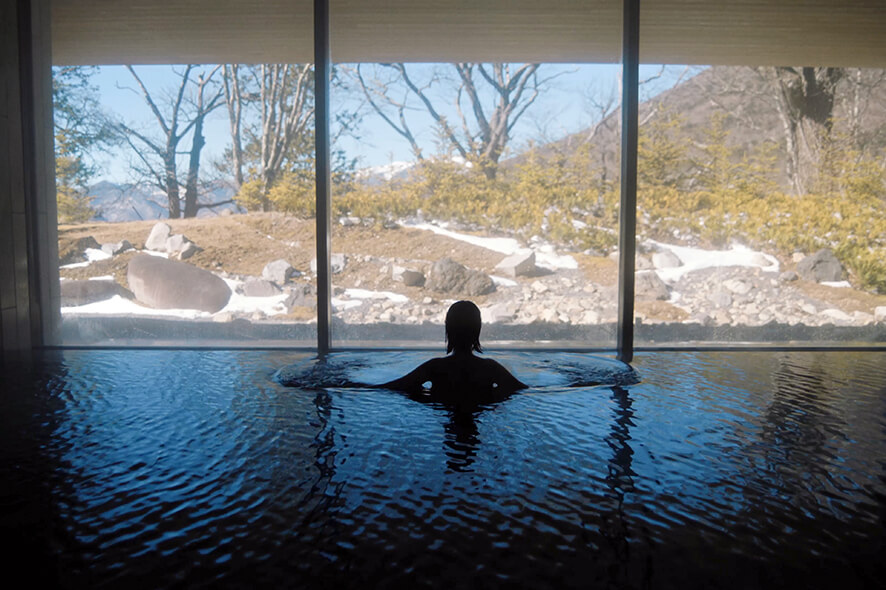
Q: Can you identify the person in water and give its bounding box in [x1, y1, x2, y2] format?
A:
[379, 300, 527, 395]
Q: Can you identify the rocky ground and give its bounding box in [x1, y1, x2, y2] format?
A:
[58, 212, 886, 342]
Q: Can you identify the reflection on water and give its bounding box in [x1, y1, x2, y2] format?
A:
[1, 350, 885, 588]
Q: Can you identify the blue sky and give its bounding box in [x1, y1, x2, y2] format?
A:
[89, 64, 689, 184]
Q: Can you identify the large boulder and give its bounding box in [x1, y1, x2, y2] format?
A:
[426, 258, 495, 296]
[59, 236, 101, 265]
[145, 222, 172, 251]
[635, 271, 670, 301]
[652, 249, 682, 269]
[241, 278, 282, 297]
[263, 259, 297, 284]
[495, 250, 536, 277]
[797, 249, 844, 282]
[60, 279, 133, 307]
[165, 234, 200, 260]
[127, 254, 231, 313]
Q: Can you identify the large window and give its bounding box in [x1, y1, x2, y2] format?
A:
[633, 65, 886, 345]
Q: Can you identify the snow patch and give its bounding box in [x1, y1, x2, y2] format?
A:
[648, 240, 779, 282]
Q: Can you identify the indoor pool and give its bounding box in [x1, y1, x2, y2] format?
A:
[2, 350, 884, 588]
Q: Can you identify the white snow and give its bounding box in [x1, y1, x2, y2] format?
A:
[648, 240, 779, 282]
[219, 278, 289, 316]
[821, 281, 852, 288]
[405, 222, 578, 270]
[60, 248, 113, 269]
[61, 295, 209, 319]
[490, 275, 518, 287]
[331, 288, 410, 311]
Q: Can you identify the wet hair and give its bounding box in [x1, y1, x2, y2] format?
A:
[445, 300, 483, 354]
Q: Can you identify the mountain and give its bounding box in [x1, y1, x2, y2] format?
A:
[87, 180, 239, 222]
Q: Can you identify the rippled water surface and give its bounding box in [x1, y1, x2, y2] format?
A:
[2, 350, 884, 588]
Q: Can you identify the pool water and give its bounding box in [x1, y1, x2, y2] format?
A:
[2, 350, 884, 588]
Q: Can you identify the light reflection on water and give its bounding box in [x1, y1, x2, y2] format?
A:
[1, 350, 884, 588]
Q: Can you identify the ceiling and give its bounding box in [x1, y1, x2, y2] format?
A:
[51, 0, 886, 67]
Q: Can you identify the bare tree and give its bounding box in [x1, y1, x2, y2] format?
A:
[222, 64, 315, 211]
[356, 63, 559, 179]
[116, 65, 227, 218]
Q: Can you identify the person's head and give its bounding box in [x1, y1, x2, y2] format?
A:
[445, 300, 483, 354]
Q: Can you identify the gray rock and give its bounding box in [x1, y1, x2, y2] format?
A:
[59, 236, 101, 265]
[495, 251, 536, 277]
[145, 222, 172, 251]
[179, 241, 200, 260]
[127, 254, 231, 313]
[100, 239, 133, 257]
[708, 288, 733, 308]
[723, 278, 752, 295]
[263, 259, 296, 284]
[779, 270, 799, 282]
[241, 278, 282, 297]
[635, 271, 669, 300]
[60, 279, 133, 307]
[426, 258, 495, 296]
[636, 255, 654, 270]
[165, 233, 196, 256]
[285, 283, 318, 311]
[652, 249, 682, 269]
[392, 265, 426, 287]
[797, 249, 844, 282]
[310, 253, 347, 274]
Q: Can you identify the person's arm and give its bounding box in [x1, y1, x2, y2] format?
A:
[376, 359, 434, 392]
[490, 359, 528, 391]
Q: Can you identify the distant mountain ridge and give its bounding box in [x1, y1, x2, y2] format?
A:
[87, 180, 239, 222]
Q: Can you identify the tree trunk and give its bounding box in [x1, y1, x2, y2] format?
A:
[165, 154, 181, 218]
[183, 120, 206, 218]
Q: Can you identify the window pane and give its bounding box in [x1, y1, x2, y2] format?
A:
[330, 63, 622, 348]
[56, 64, 317, 346]
[633, 65, 886, 345]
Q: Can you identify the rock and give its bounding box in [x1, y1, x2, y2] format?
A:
[636, 255, 654, 270]
[708, 288, 733, 308]
[263, 259, 296, 284]
[213, 312, 235, 323]
[100, 240, 133, 257]
[750, 253, 772, 267]
[652, 249, 682, 269]
[285, 283, 317, 311]
[241, 278, 282, 297]
[779, 270, 799, 282]
[875, 306, 886, 322]
[60, 279, 133, 307]
[531, 281, 548, 294]
[797, 249, 844, 283]
[495, 250, 536, 277]
[792, 252, 806, 263]
[426, 258, 495, 296]
[59, 236, 101, 265]
[723, 278, 752, 295]
[821, 308, 852, 323]
[339, 216, 361, 226]
[392, 265, 426, 287]
[310, 253, 347, 274]
[127, 254, 231, 313]
[635, 271, 669, 301]
[145, 222, 172, 251]
[579, 310, 600, 324]
[179, 241, 200, 260]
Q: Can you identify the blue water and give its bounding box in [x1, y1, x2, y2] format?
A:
[1, 350, 884, 588]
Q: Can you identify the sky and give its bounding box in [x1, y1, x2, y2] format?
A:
[88, 63, 690, 184]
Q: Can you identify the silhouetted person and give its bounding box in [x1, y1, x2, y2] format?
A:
[378, 300, 527, 397]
